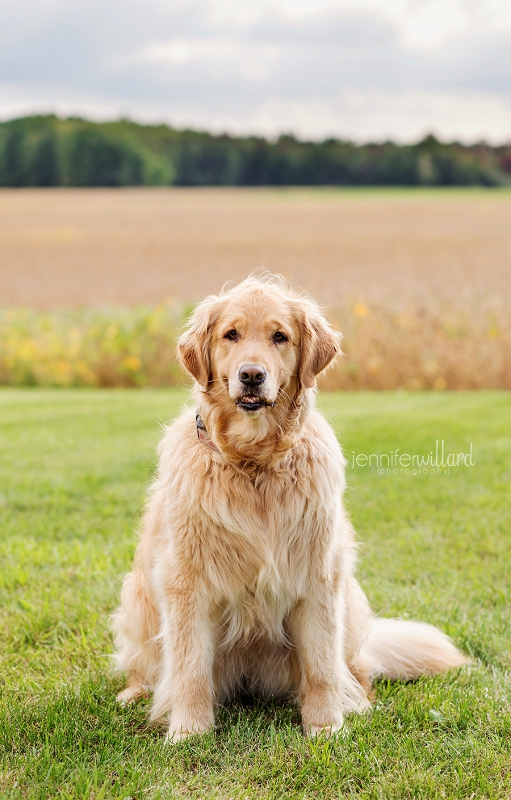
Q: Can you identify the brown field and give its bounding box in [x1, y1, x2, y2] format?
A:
[1, 187, 510, 389]
[1, 187, 511, 308]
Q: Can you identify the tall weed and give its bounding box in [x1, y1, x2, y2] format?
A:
[1, 300, 509, 389]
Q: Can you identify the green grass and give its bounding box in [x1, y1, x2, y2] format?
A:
[1, 389, 510, 799]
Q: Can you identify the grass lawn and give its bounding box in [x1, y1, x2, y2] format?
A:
[1, 389, 510, 799]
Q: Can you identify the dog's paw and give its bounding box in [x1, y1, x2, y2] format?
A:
[164, 724, 213, 744]
[164, 709, 214, 744]
[116, 683, 149, 705]
[303, 719, 344, 738]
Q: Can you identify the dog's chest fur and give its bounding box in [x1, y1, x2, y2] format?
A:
[158, 414, 344, 647]
[212, 474, 315, 646]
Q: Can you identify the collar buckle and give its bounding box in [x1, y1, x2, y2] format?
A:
[196, 413, 221, 454]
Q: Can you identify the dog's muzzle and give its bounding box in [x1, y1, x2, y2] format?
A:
[236, 364, 275, 411]
[236, 395, 276, 412]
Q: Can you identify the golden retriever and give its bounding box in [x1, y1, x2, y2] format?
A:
[113, 274, 467, 741]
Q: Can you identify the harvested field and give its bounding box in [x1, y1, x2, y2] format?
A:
[1, 187, 510, 389]
[1, 187, 511, 308]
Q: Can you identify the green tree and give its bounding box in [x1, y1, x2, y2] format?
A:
[30, 134, 60, 186]
[2, 127, 27, 186]
[67, 128, 144, 186]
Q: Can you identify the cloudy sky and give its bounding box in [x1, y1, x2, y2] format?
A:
[1, 0, 511, 143]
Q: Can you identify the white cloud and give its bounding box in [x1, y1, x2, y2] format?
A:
[123, 38, 280, 81]
[165, 90, 511, 143]
[397, 1, 470, 49]
[0, 0, 511, 142]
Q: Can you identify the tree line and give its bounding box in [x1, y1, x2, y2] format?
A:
[1, 114, 510, 187]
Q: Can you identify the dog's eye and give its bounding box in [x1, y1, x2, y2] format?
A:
[224, 329, 238, 341]
[272, 331, 288, 343]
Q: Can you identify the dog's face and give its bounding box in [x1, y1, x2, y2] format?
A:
[178, 280, 341, 418]
[210, 293, 300, 412]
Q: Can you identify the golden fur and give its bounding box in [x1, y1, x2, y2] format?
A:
[113, 274, 468, 741]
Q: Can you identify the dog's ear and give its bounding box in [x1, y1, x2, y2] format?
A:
[298, 305, 342, 389]
[178, 299, 218, 388]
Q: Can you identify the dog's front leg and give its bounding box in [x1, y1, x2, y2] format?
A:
[151, 585, 216, 743]
[290, 592, 368, 737]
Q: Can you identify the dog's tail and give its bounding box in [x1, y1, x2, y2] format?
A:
[361, 618, 469, 682]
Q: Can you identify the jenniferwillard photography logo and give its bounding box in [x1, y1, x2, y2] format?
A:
[349, 440, 475, 476]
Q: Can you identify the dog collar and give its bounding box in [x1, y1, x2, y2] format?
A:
[196, 413, 221, 454]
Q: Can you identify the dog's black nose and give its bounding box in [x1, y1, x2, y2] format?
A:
[239, 364, 267, 386]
